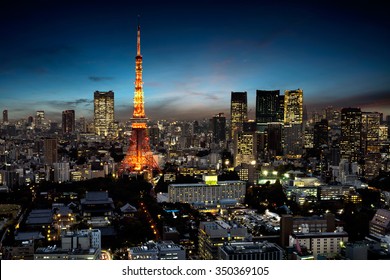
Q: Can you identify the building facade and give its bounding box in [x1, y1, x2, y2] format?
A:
[218, 241, 284, 260]
[168, 180, 246, 207]
[340, 107, 362, 162]
[230, 91, 248, 138]
[93, 90, 115, 137]
[62, 110, 75, 134]
[199, 221, 249, 259]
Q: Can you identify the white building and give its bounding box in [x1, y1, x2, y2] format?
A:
[289, 229, 348, 259]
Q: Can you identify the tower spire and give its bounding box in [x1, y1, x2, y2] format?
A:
[133, 23, 145, 119]
[137, 24, 141, 56]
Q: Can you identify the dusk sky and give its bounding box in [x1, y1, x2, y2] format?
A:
[1, 0, 389, 122]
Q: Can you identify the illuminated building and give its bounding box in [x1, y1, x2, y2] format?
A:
[362, 111, 381, 154]
[62, 110, 75, 134]
[304, 124, 314, 149]
[35, 229, 101, 260]
[256, 90, 280, 125]
[280, 214, 336, 248]
[199, 221, 249, 259]
[289, 230, 348, 259]
[121, 24, 159, 174]
[3, 109, 8, 124]
[319, 185, 356, 201]
[284, 89, 303, 125]
[230, 91, 248, 138]
[234, 131, 256, 166]
[44, 138, 58, 165]
[35, 110, 45, 129]
[168, 180, 246, 207]
[379, 124, 388, 141]
[369, 209, 390, 236]
[283, 89, 304, 157]
[340, 108, 362, 162]
[364, 152, 382, 180]
[93, 90, 114, 137]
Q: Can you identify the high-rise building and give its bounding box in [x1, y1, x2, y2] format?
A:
[284, 89, 303, 125]
[267, 122, 283, 156]
[3, 109, 8, 124]
[94, 91, 114, 137]
[35, 111, 45, 129]
[340, 108, 362, 162]
[27, 116, 34, 127]
[230, 92, 247, 138]
[121, 24, 159, 174]
[313, 119, 329, 151]
[277, 95, 285, 122]
[283, 89, 304, 158]
[256, 90, 280, 124]
[149, 125, 160, 148]
[362, 112, 381, 155]
[44, 138, 58, 165]
[235, 130, 256, 166]
[211, 113, 226, 145]
[62, 110, 75, 135]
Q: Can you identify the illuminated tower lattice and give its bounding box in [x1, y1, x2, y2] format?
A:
[121, 25, 159, 174]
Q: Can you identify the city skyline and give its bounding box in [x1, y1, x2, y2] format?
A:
[1, 0, 389, 122]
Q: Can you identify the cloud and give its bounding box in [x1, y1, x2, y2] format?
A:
[188, 91, 220, 101]
[88, 76, 114, 82]
[306, 89, 390, 113]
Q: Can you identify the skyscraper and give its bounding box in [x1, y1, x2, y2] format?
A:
[62, 110, 75, 134]
[44, 138, 58, 165]
[121, 24, 159, 174]
[211, 113, 226, 145]
[230, 92, 248, 138]
[283, 89, 304, 157]
[3, 109, 8, 124]
[361, 112, 381, 155]
[235, 121, 257, 167]
[340, 108, 362, 162]
[284, 89, 303, 125]
[35, 110, 45, 129]
[313, 119, 329, 152]
[93, 91, 114, 137]
[256, 90, 280, 124]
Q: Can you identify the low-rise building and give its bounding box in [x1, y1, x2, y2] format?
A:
[289, 229, 348, 259]
[198, 220, 250, 260]
[128, 241, 185, 260]
[218, 241, 284, 260]
[168, 180, 246, 208]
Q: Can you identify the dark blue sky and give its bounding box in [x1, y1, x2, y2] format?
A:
[1, 0, 389, 121]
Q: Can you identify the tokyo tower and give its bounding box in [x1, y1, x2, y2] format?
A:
[121, 24, 159, 175]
